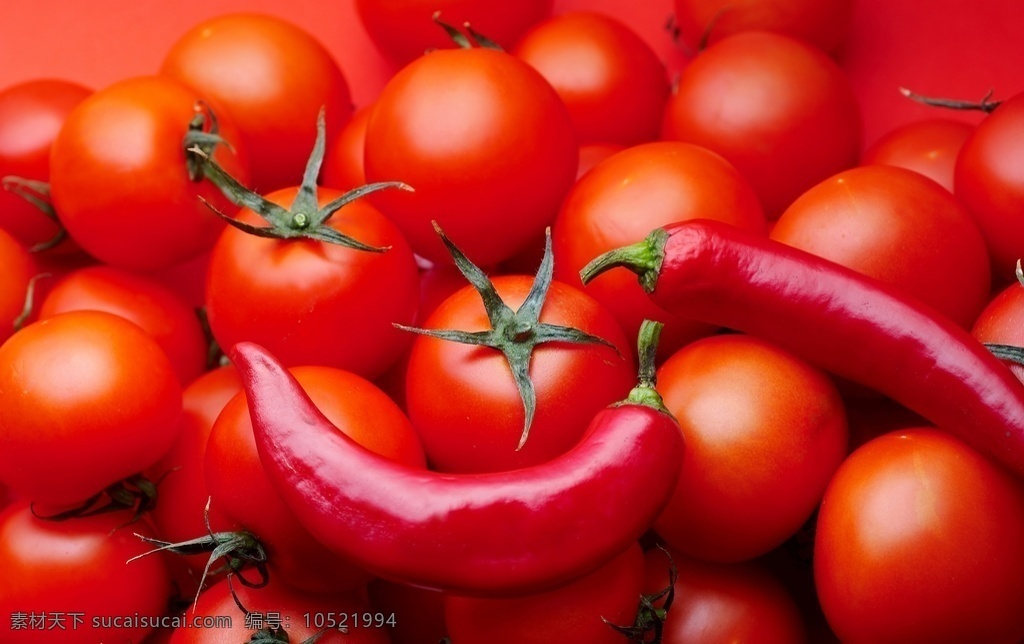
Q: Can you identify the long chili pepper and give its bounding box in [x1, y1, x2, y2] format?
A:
[230, 321, 683, 596]
[582, 219, 1024, 478]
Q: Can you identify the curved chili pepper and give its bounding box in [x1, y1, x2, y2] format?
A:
[230, 321, 683, 596]
[582, 219, 1024, 478]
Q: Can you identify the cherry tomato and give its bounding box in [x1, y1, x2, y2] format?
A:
[444, 543, 644, 644]
[364, 47, 578, 266]
[861, 118, 973, 193]
[552, 141, 766, 357]
[662, 31, 861, 218]
[48, 75, 249, 271]
[320, 102, 372, 192]
[513, 11, 669, 146]
[356, 0, 552, 65]
[0, 228, 34, 345]
[0, 503, 172, 644]
[815, 429, 1024, 642]
[770, 164, 991, 328]
[0, 310, 181, 506]
[972, 279, 1024, 384]
[653, 334, 848, 562]
[161, 13, 352, 193]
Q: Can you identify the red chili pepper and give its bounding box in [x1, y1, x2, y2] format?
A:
[229, 321, 682, 596]
[582, 219, 1024, 478]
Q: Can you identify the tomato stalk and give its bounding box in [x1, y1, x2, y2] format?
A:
[29, 473, 160, 527]
[397, 222, 618, 449]
[899, 87, 1004, 113]
[225, 575, 326, 644]
[0, 176, 67, 252]
[432, 11, 502, 50]
[605, 545, 678, 644]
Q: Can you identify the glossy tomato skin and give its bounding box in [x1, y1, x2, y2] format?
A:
[364, 47, 578, 266]
[38, 265, 207, 385]
[553, 141, 766, 357]
[861, 118, 973, 193]
[0, 228, 34, 345]
[972, 281, 1024, 384]
[161, 13, 352, 193]
[320, 102, 372, 192]
[0, 78, 90, 253]
[513, 11, 669, 146]
[356, 0, 552, 65]
[444, 543, 644, 644]
[954, 92, 1024, 281]
[204, 188, 419, 380]
[815, 429, 1024, 643]
[770, 164, 991, 328]
[404, 277, 634, 473]
[662, 31, 861, 218]
[0, 310, 181, 506]
[653, 334, 847, 562]
[48, 75, 249, 271]
[206, 365, 426, 592]
[0, 504, 172, 644]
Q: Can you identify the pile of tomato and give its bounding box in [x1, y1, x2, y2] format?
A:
[1, 1, 1023, 642]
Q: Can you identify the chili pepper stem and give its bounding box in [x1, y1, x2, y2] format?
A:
[621, 320, 669, 414]
[579, 228, 669, 293]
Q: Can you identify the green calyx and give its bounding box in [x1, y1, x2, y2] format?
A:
[30, 473, 159, 528]
[186, 106, 410, 252]
[396, 223, 619, 450]
[1, 176, 68, 252]
[620, 320, 669, 414]
[579, 228, 669, 294]
[432, 11, 503, 50]
[605, 545, 677, 643]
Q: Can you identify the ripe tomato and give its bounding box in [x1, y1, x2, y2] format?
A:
[0, 228, 34, 345]
[0, 310, 181, 506]
[444, 543, 644, 644]
[48, 75, 249, 271]
[861, 118, 974, 193]
[321, 102, 372, 192]
[404, 277, 633, 473]
[972, 280, 1024, 384]
[653, 334, 847, 562]
[356, 0, 552, 65]
[815, 429, 1024, 642]
[954, 91, 1024, 281]
[672, 0, 854, 55]
[364, 47, 578, 266]
[206, 365, 426, 592]
[552, 141, 766, 357]
[38, 265, 207, 385]
[204, 188, 419, 379]
[161, 13, 352, 193]
[0, 78, 90, 253]
[0, 503, 172, 644]
[770, 164, 992, 328]
[513, 11, 669, 146]
[662, 31, 861, 218]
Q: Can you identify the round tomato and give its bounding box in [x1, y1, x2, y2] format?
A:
[513, 11, 669, 146]
[815, 429, 1024, 642]
[972, 279, 1024, 384]
[861, 118, 974, 193]
[48, 75, 249, 271]
[320, 102, 373, 192]
[770, 164, 991, 328]
[161, 13, 352, 193]
[653, 334, 848, 562]
[0, 228, 34, 345]
[0, 310, 181, 506]
[364, 47, 578, 266]
[662, 31, 861, 218]
[444, 543, 644, 644]
[0, 503, 172, 644]
[552, 141, 766, 357]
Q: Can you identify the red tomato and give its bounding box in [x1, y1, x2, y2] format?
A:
[444, 543, 644, 644]
[576, 142, 624, 180]
[404, 277, 634, 473]
[552, 141, 766, 357]
[356, 0, 552, 65]
[653, 334, 847, 562]
[48, 75, 249, 271]
[954, 91, 1024, 281]
[662, 31, 861, 218]
[0, 310, 181, 506]
[770, 164, 991, 328]
[0, 503, 172, 644]
[321, 102, 372, 191]
[204, 188, 419, 379]
[815, 429, 1024, 642]
[0, 78, 90, 253]
[672, 0, 854, 55]
[364, 47, 578, 266]
[513, 11, 669, 146]
[38, 265, 207, 385]
[0, 228, 34, 345]
[861, 118, 973, 193]
[642, 546, 809, 643]
[972, 280, 1024, 384]
[206, 365, 426, 592]
[161, 13, 352, 193]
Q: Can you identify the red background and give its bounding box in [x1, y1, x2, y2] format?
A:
[0, 0, 1021, 147]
